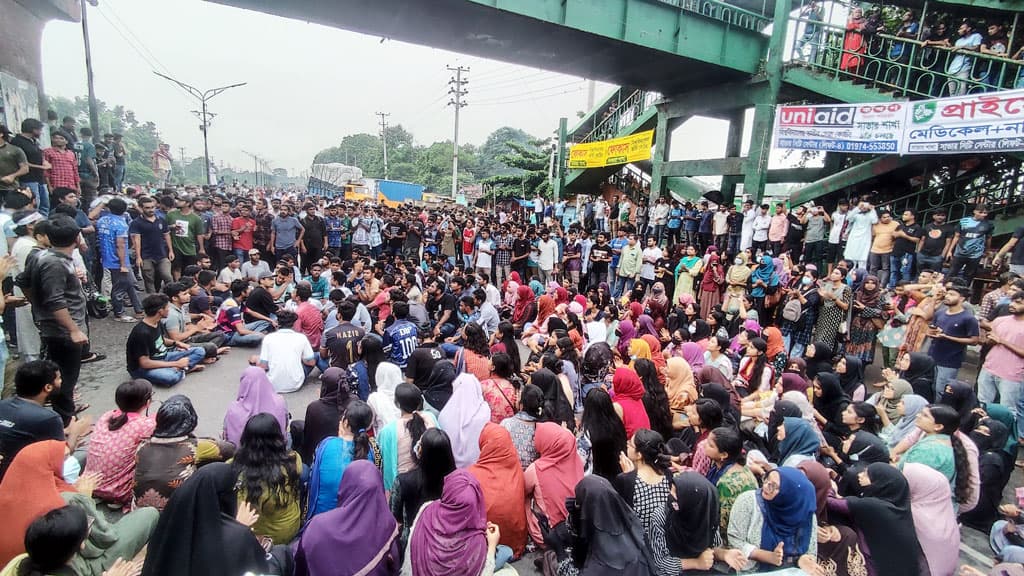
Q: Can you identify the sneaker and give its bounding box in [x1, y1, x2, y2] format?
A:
[114, 315, 137, 323]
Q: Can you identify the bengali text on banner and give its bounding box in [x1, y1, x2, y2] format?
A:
[568, 130, 655, 169]
[772, 102, 908, 154]
[901, 89, 1024, 155]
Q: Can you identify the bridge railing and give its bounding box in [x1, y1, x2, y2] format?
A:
[654, 0, 772, 32]
[788, 15, 1024, 99]
[575, 89, 660, 145]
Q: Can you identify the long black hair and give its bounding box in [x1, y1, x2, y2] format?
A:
[632, 428, 672, 481]
[491, 352, 518, 386]
[530, 368, 575, 431]
[463, 323, 491, 356]
[556, 336, 581, 378]
[928, 404, 972, 506]
[848, 402, 882, 435]
[232, 413, 300, 508]
[709, 426, 746, 465]
[580, 388, 627, 481]
[343, 400, 375, 461]
[633, 358, 674, 441]
[19, 506, 89, 576]
[108, 379, 153, 431]
[396, 383, 427, 463]
[417, 428, 456, 500]
[742, 337, 769, 392]
[496, 321, 521, 374]
[360, 335, 386, 393]
[518, 384, 544, 418]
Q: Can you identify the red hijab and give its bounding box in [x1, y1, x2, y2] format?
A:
[533, 423, 585, 525]
[554, 287, 569, 307]
[468, 423, 527, 556]
[0, 440, 75, 565]
[641, 334, 667, 385]
[536, 295, 556, 326]
[612, 367, 651, 439]
[764, 327, 785, 358]
[629, 301, 644, 321]
[513, 285, 535, 323]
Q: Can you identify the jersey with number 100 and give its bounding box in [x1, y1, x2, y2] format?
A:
[383, 319, 419, 369]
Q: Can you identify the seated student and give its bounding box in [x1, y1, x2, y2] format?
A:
[162, 280, 229, 362]
[84, 379, 156, 507]
[304, 262, 329, 300]
[0, 360, 92, 481]
[244, 270, 281, 328]
[217, 255, 244, 286]
[257, 309, 317, 394]
[133, 395, 234, 511]
[272, 265, 296, 305]
[241, 248, 271, 282]
[126, 294, 207, 387]
[231, 413, 303, 546]
[0, 506, 97, 575]
[189, 270, 218, 315]
[216, 279, 269, 347]
[306, 400, 380, 520]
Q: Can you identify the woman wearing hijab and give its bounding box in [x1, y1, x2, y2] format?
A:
[616, 319, 638, 360]
[297, 461, 400, 576]
[422, 360, 457, 415]
[763, 327, 786, 384]
[307, 400, 380, 519]
[899, 352, 938, 402]
[904, 463, 960, 576]
[663, 356, 696, 420]
[300, 367, 351, 465]
[725, 252, 752, 306]
[847, 274, 885, 364]
[468, 424, 527, 558]
[523, 294, 557, 342]
[635, 314, 658, 338]
[699, 253, 725, 320]
[223, 366, 288, 446]
[545, 475, 657, 576]
[512, 285, 537, 333]
[701, 382, 741, 430]
[960, 418, 1012, 532]
[665, 472, 721, 572]
[812, 372, 850, 443]
[674, 245, 704, 304]
[403, 470, 505, 576]
[726, 467, 819, 573]
[644, 282, 671, 331]
[804, 341, 834, 381]
[369, 362, 405, 435]
[880, 394, 929, 448]
[814, 268, 852, 352]
[525, 422, 585, 547]
[796, 461, 865, 576]
[749, 255, 780, 321]
[142, 462, 270, 576]
[831, 462, 926, 576]
[0, 440, 158, 573]
[134, 395, 233, 511]
[836, 355, 866, 402]
[611, 367, 651, 439]
[438, 373, 491, 469]
[868, 377, 912, 428]
[776, 417, 821, 467]
[679, 341, 704, 371]
[938, 379, 980, 434]
[638, 334, 668, 385]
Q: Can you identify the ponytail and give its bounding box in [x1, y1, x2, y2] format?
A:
[344, 400, 374, 462]
[108, 379, 153, 431]
[950, 432, 971, 506]
[633, 429, 673, 482]
[407, 412, 427, 461]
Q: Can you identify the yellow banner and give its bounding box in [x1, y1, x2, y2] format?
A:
[568, 129, 655, 169]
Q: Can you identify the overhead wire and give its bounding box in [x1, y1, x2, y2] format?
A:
[471, 79, 585, 103]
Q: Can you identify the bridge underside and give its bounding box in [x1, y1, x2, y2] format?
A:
[208, 0, 750, 94]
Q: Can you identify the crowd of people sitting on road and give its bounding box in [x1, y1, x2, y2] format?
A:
[1, 149, 1024, 575]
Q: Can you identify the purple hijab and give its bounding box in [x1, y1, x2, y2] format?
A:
[680, 342, 704, 370]
[636, 314, 658, 337]
[297, 460, 399, 576]
[617, 319, 637, 359]
[410, 470, 488, 576]
[223, 367, 288, 445]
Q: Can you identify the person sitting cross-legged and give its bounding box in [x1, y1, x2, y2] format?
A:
[126, 293, 206, 387]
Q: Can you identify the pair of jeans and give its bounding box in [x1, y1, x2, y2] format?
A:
[42, 336, 83, 426]
[140, 258, 173, 295]
[948, 255, 981, 283]
[131, 347, 206, 387]
[933, 365, 960, 402]
[990, 521, 1024, 562]
[916, 253, 944, 275]
[108, 269, 142, 317]
[113, 164, 125, 192]
[24, 181, 49, 216]
[613, 275, 635, 299]
[868, 251, 891, 287]
[223, 321, 271, 347]
[978, 368, 1022, 414]
[888, 253, 914, 288]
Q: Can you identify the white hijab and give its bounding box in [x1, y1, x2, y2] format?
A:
[437, 373, 490, 468]
[368, 362, 404, 435]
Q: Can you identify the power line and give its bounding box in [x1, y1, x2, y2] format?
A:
[447, 65, 469, 199]
[471, 69, 552, 91]
[472, 79, 584, 103]
[472, 86, 585, 106]
[376, 111, 390, 179]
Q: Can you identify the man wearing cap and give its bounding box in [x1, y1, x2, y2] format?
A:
[241, 248, 271, 282]
[0, 125, 28, 205]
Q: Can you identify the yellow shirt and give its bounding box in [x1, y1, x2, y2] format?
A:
[871, 221, 900, 254]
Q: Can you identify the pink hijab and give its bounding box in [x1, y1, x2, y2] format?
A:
[904, 463, 960, 576]
[223, 366, 288, 445]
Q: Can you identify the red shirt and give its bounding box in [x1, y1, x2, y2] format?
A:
[462, 227, 475, 254]
[43, 147, 79, 190]
[231, 216, 256, 250]
[293, 301, 324, 349]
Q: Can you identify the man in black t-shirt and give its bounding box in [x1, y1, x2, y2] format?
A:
[889, 210, 923, 288]
[244, 271, 279, 326]
[299, 204, 326, 275]
[126, 294, 206, 387]
[406, 338, 445, 388]
[0, 360, 91, 480]
[386, 219, 407, 257]
[405, 219, 423, 258]
[425, 279, 458, 339]
[588, 232, 612, 288]
[783, 206, 807, 261]
[994, 224, 1024, 276]
[916, 211, 953, 274]
[320, 300, 365, 369]
[511, 229, 531, 281]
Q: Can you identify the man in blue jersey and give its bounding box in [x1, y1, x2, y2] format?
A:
[382, 301, 418, 370]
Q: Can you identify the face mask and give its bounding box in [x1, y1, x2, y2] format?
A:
[734, 258, 743, 266]
[801, 277, 813, 286]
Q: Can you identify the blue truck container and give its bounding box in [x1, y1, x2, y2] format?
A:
[377, 179, 425, 203]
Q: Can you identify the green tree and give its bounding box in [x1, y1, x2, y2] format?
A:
[483, 139, 551, 199]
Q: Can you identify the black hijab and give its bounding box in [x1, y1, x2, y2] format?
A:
[531, 368, 575, 431]
[838, 355, 864, 398]
[767, 400, 803, 460]
[570, 475, 657, 576]
[153, 395, 198, 438]
[901, 352, 936, 402]
[845, 463, 925, 576]
[837, 431, 891, 496]
[813, 372, 849, 426]
[963, 419, 1012, 532]
[142, 462, 269, 576]
[938, 380, 979, 433]
[423, 360, 457, 410]
[665, 472, 719, 560]
[700, 383, 740, 430]
[300, 368, 351, 465]
[805, 341, 834, 381]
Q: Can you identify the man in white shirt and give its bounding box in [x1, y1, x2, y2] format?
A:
[751, 204, 772, 254]
[474, 229, 494, 278]
[533, 194, 545, 224]
[256, 309, 316, 393]
[712, 204, 730, 252]
[827, 199, 850, 271]
[640, 237, 662, 291]
[594, 198, 609, 233]
[217, 255, 244, 285]
[472, 288, 501, 337]
[652, 197, 671, 245]
[477, 272, 502, 308]
[241, 249, 271, 282]
[740, 199, 757, 251]
[537, 229, 559, 284]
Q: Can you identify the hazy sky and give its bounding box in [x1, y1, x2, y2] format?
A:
[41, 0, 754, 176]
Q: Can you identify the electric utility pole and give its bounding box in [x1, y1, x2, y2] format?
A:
[447, 65, 469, 199]
[179, 146, 187, 182]
[376, 112, 390, 180]
[154, 72, 246, 185]
[80, 0, 100, 140]
[241, 149, 259, 187]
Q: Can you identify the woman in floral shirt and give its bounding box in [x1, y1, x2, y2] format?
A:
[85, 379, 156, 507]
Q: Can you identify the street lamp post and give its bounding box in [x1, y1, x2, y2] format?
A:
[154, 72, 246, 185]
